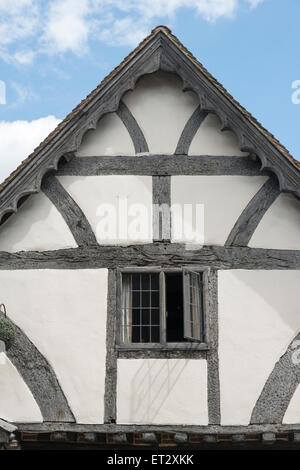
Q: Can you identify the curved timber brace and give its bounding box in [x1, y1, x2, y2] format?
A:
[0, 28, 299, 225]
[225, 175, 281, 247]
[7, 321, 75, 423]
[251, 332, 300, 424]
[41, 173, 97, 246]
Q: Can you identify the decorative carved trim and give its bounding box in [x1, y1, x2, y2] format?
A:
[175, 106, 208, 155]
[57, 155, 263, 176]
[0, 245, 300, 270]
[116, 100, 149, 153]
[7, 322, 75, 422]
[225, 176, 281, 247]
[41, 173, 97, 246]
[15, 428, 300, 448]
[0, 31, 299, 225]
[0, 37, 162, 223]
[250, 332, 300, 424]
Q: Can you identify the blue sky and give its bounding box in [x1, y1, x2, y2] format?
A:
[0, 0, 299, 181]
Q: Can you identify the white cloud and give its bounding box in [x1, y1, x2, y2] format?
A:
[0, 0, 39, 46]
[192, 0, 238, 21]
[10, 82, 38, 107]
[98, 16, 148, 47]
[14, 50, 36, 65]
[0, 0, 264, 60]
[247, 0, 264, 7]
[0, 116, 61, 182]
[42, 0, 91, 55]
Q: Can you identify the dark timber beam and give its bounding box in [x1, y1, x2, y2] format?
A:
[42, 173, 97, 246]
[7, 322, 75, 422]
[104, 269, 117, 424]
[226, 176, 280, 247]
[16, 422, 300, 434]
[1, 30, 300, 226]
[206, 270, 221, 424]
[159, 35, 300, 196]
[56, 155, 264, 176]
[175, 107, 208, 155]
[251, 332, 300, 425]
[0, 245, 299, 270]
[116, 100, 149, 154]
[153, 176, 171, 241]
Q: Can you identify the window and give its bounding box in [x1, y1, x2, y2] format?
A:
[118, 268, 208, 348]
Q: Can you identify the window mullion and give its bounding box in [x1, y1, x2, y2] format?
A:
[160, 271, 166, 345]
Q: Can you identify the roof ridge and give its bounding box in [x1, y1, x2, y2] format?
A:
[0, 25, 299, 211]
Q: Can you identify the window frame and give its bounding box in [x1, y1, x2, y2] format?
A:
[116, 266, 210, 351]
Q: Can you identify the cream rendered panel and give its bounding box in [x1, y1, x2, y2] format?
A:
[189, 113, 247, 156]
[117, 359, 208, 425]
[122, 72, 199, 155]
[219, 270, 300, 425]
[249, 193, 300, 250]
[283, 384, 300, 424]
[58, 175, 153, 244]
[171, 175, 268, 245]
[75, 112, 135, 156]
[0, 192, 77, 253]
[0, 269, 108, 424]
[0, 355, 42, 423]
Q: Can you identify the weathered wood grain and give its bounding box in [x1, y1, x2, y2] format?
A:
[251, 332, 300, 425]
[116, 100, 149, 154]
[0, 245, 299, 270]
[42, 173, 97, 246]
[57, 155, 264, 176]
[7, 322, 75, 422]
[104, 269, 117, 424]
[153, 176, 171, 241]
[226, 176, 280, 246]
[175, 106, 208, 155]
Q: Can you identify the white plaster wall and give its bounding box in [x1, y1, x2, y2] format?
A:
[76, 112, 135, 156]
[58, 175, 153, 244]
[249, 193, 300, 250]
[0, 354, 42, 423]
[189, 113, 247, 156]
[117, 359, 208, 425]
[0, 193, 77, 252]
[171, 175, 267, 245]
[0, 269, 108, 424]
[283, 384, 300, 424]
[122, 72, 199, 155]
[219, 270, 300, 425]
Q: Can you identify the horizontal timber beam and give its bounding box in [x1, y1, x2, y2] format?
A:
[0, 245, 299, 270]
[16, 422, 300, 435]
[56, 155, 265, 176]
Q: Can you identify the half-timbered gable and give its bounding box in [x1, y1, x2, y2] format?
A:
[0, 25, 300, 449]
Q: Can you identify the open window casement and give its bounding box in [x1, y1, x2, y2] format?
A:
[183, 269, 203, 342]
[119, 268, 206, 346]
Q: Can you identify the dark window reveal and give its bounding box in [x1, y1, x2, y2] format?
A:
[121, 269, 204, 345]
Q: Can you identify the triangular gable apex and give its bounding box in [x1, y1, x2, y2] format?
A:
[0, 25, 299, 224]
